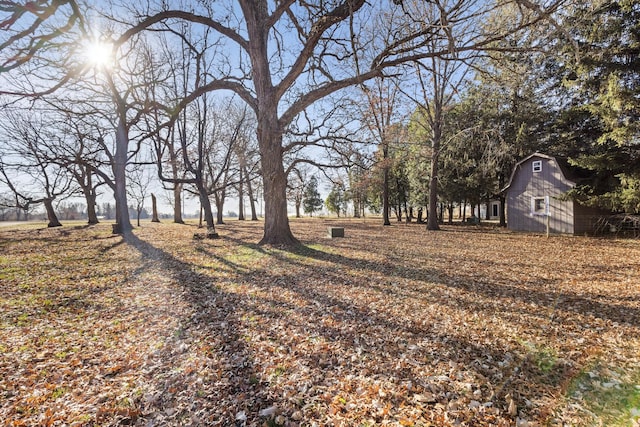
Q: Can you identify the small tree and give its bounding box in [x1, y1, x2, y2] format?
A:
[287, 166, 310, 218]
[303, 176, 323, 217]
[326, 184, 347, 218]
[127, 164, 154, 227]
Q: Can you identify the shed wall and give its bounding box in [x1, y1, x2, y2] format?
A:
[506, 157, 575, 234]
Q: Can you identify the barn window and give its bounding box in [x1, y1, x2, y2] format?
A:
[532, 160, 542, 172]
[531, 196, 549, 216]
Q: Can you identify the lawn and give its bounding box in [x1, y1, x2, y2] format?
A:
[1, 219, 639, 426]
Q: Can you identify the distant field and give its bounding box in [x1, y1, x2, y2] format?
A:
[1, 219, 639, 426]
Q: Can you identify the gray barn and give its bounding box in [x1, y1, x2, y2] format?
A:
[503, 153, 604, 235]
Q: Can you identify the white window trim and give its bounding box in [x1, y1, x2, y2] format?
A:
[532, 160, 542, 172]
[531, 196, 550, 216]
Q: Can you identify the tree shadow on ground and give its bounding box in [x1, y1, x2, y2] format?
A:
[121, 232, 278, 425]
[279, 243, 640, 328]
[186, 234, 594, 422]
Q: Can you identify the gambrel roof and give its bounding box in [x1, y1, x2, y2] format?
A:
[501, 152, 591, 193]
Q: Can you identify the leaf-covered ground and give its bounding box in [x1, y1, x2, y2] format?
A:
[1, 219, 639, 426]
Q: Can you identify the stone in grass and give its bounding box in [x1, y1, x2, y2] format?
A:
[327, 227, 345, 238]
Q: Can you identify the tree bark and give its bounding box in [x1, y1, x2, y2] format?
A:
[151, 193, 160, 222]
[426, 130, 441, 230]
[251, 38, 298, 246]
[238, 169, 245, 220]
[214, 191, 225, 225]
[498, 173, 507, 227]
[383, 141, 391, 226]
[295, 197, 302, 218]
[245, 167, 258, 220]
[173, 184, 184, 224]
[258, 128, 297, 245]
[44, 198, 62, 227]
[113, 117, 132, 234]
[85, 190, 99, 225]
[462, 200, 467, 222]
[196, 181, 218, 237]
[395, 204, 402, 222]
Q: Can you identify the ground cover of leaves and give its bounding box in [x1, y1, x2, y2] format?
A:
[1, 219, 639, 427]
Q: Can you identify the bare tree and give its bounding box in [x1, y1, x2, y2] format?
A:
[403, 57, 473, 230]
[143, 34, 189, 225]
[0, 110, 74, 227]
[356, 78, 408, 226]
[127, 161, 154, 227]
[287, 165, 311, 219]
[233, 111, 261, 221]
[2, 0, 573, 244]
[0, 1, 83, 73]
[143, 29, 250, 235]
[3, 8, 158, 234]
[48, 113, 108, 225]
[120, 0, 567, 244]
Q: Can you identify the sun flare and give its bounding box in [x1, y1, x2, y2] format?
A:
[83, 38, 114, 69]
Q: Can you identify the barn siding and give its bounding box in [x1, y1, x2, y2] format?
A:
[506, 156, 575, 234]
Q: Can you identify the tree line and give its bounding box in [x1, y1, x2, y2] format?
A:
[0, 0, 637, 243]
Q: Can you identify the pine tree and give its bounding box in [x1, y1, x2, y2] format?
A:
[302, 176, 323, 217]
[554, 0, 640, 213]
[325, 184, 346, 217]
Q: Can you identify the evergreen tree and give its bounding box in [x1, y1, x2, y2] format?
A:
[325, 184, 346, 217]
[552, 0, 640, 213]
[302, 176, 323, 217]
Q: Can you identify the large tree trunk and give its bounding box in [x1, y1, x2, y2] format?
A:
[295, 197, 302, 218]
[170, 140, 184, 223]
[113, 118, 132, 234]
[173, 184, 184, 224]
[85, 191, 99, 225]
[258, 130, 297, 245]
[151, 193, 160, 222]
[246, 6, 297, 245]
[196, 181, 218, 238]
[405, 202, 411, 223]
[44, 198, 62, 227]
[81, 167, 99, 225]
[214, 191, 225, 224]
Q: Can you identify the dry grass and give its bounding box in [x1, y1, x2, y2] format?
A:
[1, 218, 639, 426]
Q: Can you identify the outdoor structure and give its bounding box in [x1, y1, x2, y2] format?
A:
[503, 152, 606, 235]
[479, 199, 502, 221]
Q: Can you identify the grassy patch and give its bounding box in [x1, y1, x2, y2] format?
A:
[566, 362, 640, 426]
